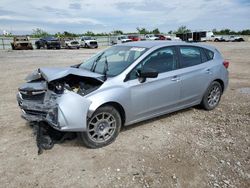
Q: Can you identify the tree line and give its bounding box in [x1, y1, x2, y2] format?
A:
[2, 26, 250, 38]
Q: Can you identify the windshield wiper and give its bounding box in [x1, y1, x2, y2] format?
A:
[103, 56, 109, 81]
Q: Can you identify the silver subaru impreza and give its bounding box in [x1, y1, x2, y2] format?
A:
[17, 41, 229, 148]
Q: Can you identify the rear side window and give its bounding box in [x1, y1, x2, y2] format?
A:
[204, 49, 214, 60]
[179, 46, 202, 68]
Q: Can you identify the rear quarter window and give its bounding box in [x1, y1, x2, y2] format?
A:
[204, 49, 214, 60]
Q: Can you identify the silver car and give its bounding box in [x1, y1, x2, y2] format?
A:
[17, 41, 229, 148]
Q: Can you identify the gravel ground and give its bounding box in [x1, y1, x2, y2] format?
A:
[0, 43, 249, 188]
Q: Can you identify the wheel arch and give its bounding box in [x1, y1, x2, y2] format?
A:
[213, 79, 225, 93]
[91, 102, 126, 126]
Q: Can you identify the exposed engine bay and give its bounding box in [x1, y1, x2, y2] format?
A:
[48, 75, 102, 96]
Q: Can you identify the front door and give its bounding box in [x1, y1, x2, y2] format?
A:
[125, 46, 181, 123]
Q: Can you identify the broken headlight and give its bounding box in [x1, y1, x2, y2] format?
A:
[46, 107, 58, 125]
[53, 82, 64, 94]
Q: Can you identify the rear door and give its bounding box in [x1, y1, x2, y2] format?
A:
[177, 45, 214, 106]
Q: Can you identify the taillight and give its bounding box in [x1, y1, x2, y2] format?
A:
[223, 61, 229, 69]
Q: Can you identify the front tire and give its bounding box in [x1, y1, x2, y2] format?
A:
[78, 106, 121, 148]
[201, 81, 222, 110]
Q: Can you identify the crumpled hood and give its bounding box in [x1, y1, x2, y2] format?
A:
[26, 67, 104, 83]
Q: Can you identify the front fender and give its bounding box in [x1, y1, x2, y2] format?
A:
[86, 86, 130, 119]
[56, 92, 91, 131]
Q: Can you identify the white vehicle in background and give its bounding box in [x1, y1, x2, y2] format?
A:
[110, 35, 132, 45]
[224, 35, 244, 42]
[171, 36, 182, 41]
[212, 36, 226, 42]
[79, 36, 98, 48]
[200, 31, 214, 41]
[163, 35, 182, 41]
[145, 34, 159, 40]
[64, 39, 80, 49]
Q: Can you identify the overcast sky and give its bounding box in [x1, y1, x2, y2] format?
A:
[0, 0, 249, 34]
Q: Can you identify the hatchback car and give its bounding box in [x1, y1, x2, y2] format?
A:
[17, 41, 229, 148]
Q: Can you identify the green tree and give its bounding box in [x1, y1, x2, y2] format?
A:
[152, 28, 160, 34]
[84, 31, 95, 36]
[55, 32, 62, 38]
[175, 25, 191, 34]
[168, 30, 173, 34]
[62, 31, 78, 37]
[240, 29, 250, 35]
[220, 29, 231, 35]
[113, 30, 123, 35]
[136, 27, 149, 34]
[32, 28, 49, 38]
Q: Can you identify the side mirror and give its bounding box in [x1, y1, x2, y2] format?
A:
[137, 68, 158, 83]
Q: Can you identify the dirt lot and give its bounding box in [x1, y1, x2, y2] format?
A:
[0, 43, 249, 188]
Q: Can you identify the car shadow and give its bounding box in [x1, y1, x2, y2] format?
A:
[121, 106, 196, 132]
[26, 106, 201, 153]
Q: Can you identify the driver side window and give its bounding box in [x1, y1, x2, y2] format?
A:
[128, 47, 177, 80]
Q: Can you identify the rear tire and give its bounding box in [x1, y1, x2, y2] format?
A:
[201, 81, 222, 110]
[78, 106, 121, 148]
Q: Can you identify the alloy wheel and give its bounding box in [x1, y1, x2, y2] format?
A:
[87, 112, 116, 143]
[207, 85, 221, 107]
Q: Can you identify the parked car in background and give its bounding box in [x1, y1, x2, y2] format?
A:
[110, 35, 132, 45]
[163, 35, 172, 40]
[128, 35, 141, 41]
[171, 36, 182, 41]
[17, 41, 229, 148]
[154, 34, 167, 40]
[225, 36, 244, 42]
[35, 37, 61, 49]
[145, 34, 159, 40]
[11, 36, 33, 50]
[212, 36, 226, 42]
[63, 38, 80, 49]
[79, 36, 98, 48]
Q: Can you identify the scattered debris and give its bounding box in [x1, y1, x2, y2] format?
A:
[33, 122, 76, 155]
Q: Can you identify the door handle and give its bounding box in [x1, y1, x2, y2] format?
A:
[171, 76, 180, 82]
[206, 69, 212, 74]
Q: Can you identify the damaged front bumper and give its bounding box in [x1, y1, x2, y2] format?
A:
[17, 90, 91, 132]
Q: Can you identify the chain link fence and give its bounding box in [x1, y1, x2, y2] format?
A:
[0, 36, 111, 50]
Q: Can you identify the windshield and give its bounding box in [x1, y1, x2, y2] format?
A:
[83, 37, 92, 40]
[120, 36, 128, 39]
[44, 37, 57, 41]
[79, 46, 148, 77]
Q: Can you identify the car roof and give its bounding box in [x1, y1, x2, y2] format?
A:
[117, 41, 216, 51]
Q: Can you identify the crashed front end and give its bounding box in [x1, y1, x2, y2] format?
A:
[17, 68, 102, 132]
[14, 41, 33, 50]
